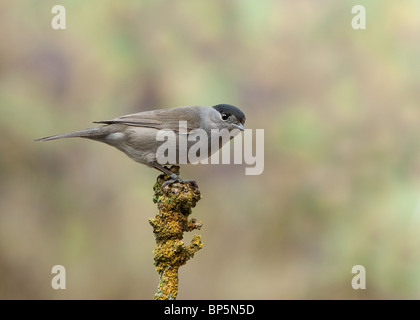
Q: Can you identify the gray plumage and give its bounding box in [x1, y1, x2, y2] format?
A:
[35, 104, 246, 180]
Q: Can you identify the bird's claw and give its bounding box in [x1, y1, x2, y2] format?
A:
[161, 176, 197, 190]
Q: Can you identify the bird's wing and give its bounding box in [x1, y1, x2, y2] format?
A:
[93, 106, 202, 133]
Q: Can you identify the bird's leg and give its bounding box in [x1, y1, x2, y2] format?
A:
[151, 163, 196, 189]
[152, 163, 180, 180]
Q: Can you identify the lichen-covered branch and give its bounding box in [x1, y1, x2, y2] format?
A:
[149, 166, 203, 300]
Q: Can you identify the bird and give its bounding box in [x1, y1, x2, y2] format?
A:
[35, 104, 246, 184]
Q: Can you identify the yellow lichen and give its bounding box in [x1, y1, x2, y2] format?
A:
[149, 166, 203, 300]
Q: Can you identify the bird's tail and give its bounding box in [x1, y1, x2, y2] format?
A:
[34, 126, 108, 142]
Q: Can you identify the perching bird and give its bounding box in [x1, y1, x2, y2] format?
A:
[35, 104, 246, 183]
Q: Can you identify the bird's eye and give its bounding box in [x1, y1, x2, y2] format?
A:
[221, 113, 229, 121]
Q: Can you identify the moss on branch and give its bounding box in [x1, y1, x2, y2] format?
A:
[149, 166, 203, 300]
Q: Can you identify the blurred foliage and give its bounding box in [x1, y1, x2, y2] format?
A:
[1, 0, 420, 299]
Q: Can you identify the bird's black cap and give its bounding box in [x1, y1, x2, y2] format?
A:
[212, 104, 246, 124]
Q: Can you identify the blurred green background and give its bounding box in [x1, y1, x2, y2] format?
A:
[1, 0, 420, 299]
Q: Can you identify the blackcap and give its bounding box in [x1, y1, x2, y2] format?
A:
[35, 104, 246, 182]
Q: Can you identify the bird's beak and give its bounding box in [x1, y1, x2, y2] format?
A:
[233, 123, 245, 131]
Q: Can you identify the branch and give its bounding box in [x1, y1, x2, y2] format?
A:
[149, 166, 203, 300]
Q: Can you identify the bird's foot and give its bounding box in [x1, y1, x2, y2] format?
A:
[161, 174, 197, 189]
